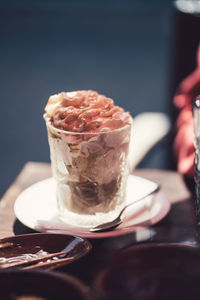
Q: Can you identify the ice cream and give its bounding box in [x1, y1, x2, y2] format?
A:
[44, 90, 132, 227]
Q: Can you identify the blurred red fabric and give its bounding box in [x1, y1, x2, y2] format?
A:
[174, 44, 200, 177]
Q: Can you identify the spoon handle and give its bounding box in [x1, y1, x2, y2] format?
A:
[118, 184, 160, 218]
[0, 251, 71, 270]
[23, 256, 74, 270]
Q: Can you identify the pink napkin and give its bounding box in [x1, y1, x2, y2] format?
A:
[174, 44, 200, 177]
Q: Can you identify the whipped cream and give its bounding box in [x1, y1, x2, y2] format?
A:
[45, 90, 131, 133]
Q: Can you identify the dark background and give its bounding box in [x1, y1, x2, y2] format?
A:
[0, 0, 199, 197]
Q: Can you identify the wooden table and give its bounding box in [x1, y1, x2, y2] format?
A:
[0, 162, 197, 297]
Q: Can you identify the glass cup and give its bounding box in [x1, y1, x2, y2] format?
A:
[193, 96, 200, 224]
[44, 114, 132, 227]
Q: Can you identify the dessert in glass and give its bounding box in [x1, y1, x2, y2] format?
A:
[44, 90, 132, 227]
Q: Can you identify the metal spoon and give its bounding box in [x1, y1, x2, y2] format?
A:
[90, 184, 160, 232]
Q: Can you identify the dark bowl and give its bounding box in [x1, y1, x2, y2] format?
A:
[0, 269, 93, 300]
[95, 243, 200, 300]
[0, 233, 92, 270]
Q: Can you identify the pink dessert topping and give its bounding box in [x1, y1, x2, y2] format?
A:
[45, 90, 131, 133]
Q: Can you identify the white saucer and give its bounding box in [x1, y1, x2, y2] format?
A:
[14, 175, 171, 239]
